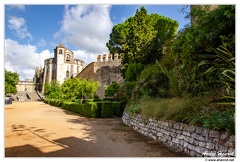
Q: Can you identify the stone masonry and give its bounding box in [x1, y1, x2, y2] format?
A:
[122, 112, 235, 157]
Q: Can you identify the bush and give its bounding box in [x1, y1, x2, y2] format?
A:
[112, 101, 125, 117]
[101, 101, 113, 118]
[105, 82, 121, 99]
[82, 99, 94, 104]
[117, 81, 136, 102]
[133, 64, 170, 99]
[84, 102, 101, 118]
[191, 108, 235, 134]
[125, 62, 144, 82]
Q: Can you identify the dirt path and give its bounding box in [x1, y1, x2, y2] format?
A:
[5, 101, 188, 157]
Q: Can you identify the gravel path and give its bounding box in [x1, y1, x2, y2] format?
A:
[5, 101, 188, 157]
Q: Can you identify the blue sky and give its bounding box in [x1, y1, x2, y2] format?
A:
[4, 4, 191, 80]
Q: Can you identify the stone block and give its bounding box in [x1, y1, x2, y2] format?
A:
[188, 126, 196, 133]
[185, 137, 194, 144]
[195, 127, 203, 134]
[157, 132, 163, 137]
[195, 146, 208, 154]
[193, 140, 199, 146]
[172, 138, 180, 144]
[220, 132, 229, 140]
[206, 142, 215, 150]
[202, 129, 209, 137]
[209, 130, 220, 138]
[171, 132, 177, 138]
[190, 150, 197, 157]
[191, 133, 204, 141]
[176, 134, 184, 140]
[172, 143, 184, 152]
[199, 141, 206, 147]
[173, 122, 180, 129]
[176, 130, 182, 134]
[183, 131, 191, 137]
[179, 123, 188, 131]
[212, 138, 219, 144]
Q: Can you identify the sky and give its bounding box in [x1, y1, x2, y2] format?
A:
[4, 3, 191, 81]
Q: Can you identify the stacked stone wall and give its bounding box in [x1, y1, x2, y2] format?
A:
[122, 112, 235, 157]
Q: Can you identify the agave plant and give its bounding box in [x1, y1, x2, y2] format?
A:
[198, 45, 235, 105]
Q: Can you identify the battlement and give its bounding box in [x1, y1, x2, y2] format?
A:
[97, 53, 122, 62]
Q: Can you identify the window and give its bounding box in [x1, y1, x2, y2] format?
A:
[59, 49, 62, 54]
[66, 54, 70, 61]
[66, 71, 69, 78]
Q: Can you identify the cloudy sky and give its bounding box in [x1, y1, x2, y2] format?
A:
[4, 2, 194, 80]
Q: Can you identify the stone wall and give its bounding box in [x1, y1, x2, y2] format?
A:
[122, 112, 235, 157]
[76, 53, 124, 98]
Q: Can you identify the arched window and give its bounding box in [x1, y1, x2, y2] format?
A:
[59, 49, 62, 54]
[66, 54, 70, 61]
[66, 71, 69, 78]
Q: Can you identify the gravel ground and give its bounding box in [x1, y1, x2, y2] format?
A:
[5, 101, 188, 157]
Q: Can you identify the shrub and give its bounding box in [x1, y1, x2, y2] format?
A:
[112, 101, 124, 117]
[125, 62, 144, 82]
[101, 101, 113, 118]
[133, 64, 170, 99]
[84, 102, 101, 118]
[104, 82, 121, 99]
[82, 99, 94, 104]
[190, 108, 235, 134]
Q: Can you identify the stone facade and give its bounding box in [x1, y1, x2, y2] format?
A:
[34, 43, 85, 92]
[16, 80, 35, 93]
[76, 53, 124, 98]
[122, 112, 235, 157]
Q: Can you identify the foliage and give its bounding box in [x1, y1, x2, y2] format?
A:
[101, 101, 113, 118]
[5, 69, 19, 96]
[61, 78, 82, 100]
[198, 45, 235, 106]
[125, 102, 141, 114]
[44, 80, 62, 99]
[61, 78, 99, 101]
[125, 62, 144, 82]
[190, 108, 235, 134]
[107, 6, 179, 77]
[104, 82, 121, 98]
[116, 81, 136, 102]
[133, 64, 169, 99]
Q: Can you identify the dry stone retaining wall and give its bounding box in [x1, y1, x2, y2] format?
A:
[122, 112, 235, 157]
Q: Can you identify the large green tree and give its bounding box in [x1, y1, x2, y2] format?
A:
[5, 69, 19, 96]
[106, 6, 179, 77]
[44, 80, 62, 99]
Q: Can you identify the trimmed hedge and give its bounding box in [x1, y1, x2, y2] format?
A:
[44, 98, 126, 118]
[112, 101, 125, 117]
[101, 101, 113, 118]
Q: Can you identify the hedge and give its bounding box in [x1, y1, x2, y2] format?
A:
[44, 99, 125, 118]
[101, 101, 113, 118]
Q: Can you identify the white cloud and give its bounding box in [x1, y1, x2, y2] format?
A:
[4, 39, 52, 80]
[54, 5, 113, 57]
[37, 38, 46, 47]
[8, 16, 32, 40]
[73, 50, 98, 66]
[7, 5, 26, 11]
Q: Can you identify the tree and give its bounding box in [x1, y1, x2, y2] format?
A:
[44, 80, 62, 99]
[61, 78, 82, 100]
[106, 6, 179, 77]
[105, 82, 121, 98]
[5, 69, 19, 96]
[125, 62, 144, 82]
[85, 78, 100, 99]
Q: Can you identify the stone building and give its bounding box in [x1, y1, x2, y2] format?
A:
[34, 43, 85, 92]
[76, 53, 124, 98]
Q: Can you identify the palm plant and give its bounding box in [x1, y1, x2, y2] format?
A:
[198, 45, 235, 105]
